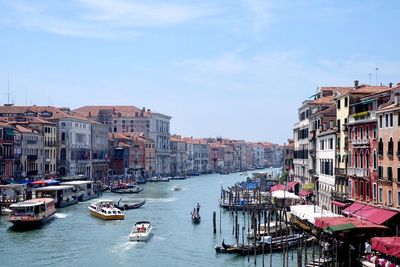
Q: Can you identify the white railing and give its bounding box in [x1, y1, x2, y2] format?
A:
[348, 167, 370, 178]
[351, 139, 370, 145]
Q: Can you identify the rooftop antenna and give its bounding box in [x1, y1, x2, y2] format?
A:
[7, 73, 10, 104]
[375, 67, 379, 86]
[25, 87, 28, 105]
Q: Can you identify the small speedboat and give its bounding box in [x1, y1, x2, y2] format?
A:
[173, 185, 182, 191]
[88, 200, 125, 220]
[129, 221, 152, 242]
[1, 207, 12, 215]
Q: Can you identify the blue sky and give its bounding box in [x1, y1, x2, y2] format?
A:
[0, 0, 399, 144]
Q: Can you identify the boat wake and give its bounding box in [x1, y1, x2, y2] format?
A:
[152, 235, 165, 241]
[147, 197, 177, 203]
[54, 213, 69, 219]
[110, 241, 140, 254]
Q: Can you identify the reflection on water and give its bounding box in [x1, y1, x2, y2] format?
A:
[1, 169, 306, 267]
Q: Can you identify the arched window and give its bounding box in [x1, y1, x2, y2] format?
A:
[360, 150, 364, 168]
[388, 137, 394, 157]
[373, 150, 377, 169]
[366, 150, 370, 168]
[378, 139, 384, 156]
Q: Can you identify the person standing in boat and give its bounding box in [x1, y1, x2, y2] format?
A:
[196, 203, 200, 213]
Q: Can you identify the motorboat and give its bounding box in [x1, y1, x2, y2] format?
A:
[9, 198, 56, 228]
[129, 221, 152, 241]
[115, 199, 146, 210]
[1, 207, 12, 215]
[247, 222, 289, 239]
[88, 200, 125, 220]
[171, 176, 188, 180]
[173, 185, 182, 191]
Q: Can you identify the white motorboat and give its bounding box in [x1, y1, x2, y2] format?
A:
[88, 200, 125, 220]
[129, 221, 152, 242]
[173, 185, 182, 191]
[1, 207, 12, 215]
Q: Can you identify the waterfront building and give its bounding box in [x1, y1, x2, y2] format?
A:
[170, 135, 189, 176]
[293, 100, 311, 185]
[376, 86, 400, 210]
[13, 124, 44, 179]
[209, 142, 226, 173]
[282, 139, 294, 175]
[91, 123, 109, 179]
[347, 89, 392, 206]
[0, 121, 15, 180]
[251, 143, 265, 169]
[74, 106, 171, 176]
[333, 83, 389, 209]
[263, 143, 283, 168]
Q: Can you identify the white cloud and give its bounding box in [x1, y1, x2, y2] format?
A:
[0, 0, 220, 39]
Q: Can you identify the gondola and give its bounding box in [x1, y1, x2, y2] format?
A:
[115, 199, 146, 210]
[111, 186, 143, 194]
[191, 212, 201, 223]
[215, 234, 305, 255]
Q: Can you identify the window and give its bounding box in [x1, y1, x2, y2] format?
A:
[366, 182, 370, 197]
[388, 138, 394, 157]
[344, 97, 348, 107]
[390, 113, 393, 127]
[366, 126, 369, 139]
[373, 126, 377, 138]
[337, 100, 341, 109]
[366, 151, 370, 168]
[398, 191, 400, 207]
[385, 114, 389, 128]
[378, 139, 384, 156]
[329, 138, 333, 149]
[373, 151, 377, 169]
[378, 166, 383, 180]
[389, 190, 393, 205]
[320, 140, 325, 150]
[61, 132, 66, 141]
[379, 188, 383, 203]
[355, 128, 358, 139]
[388, 167, 393, 182]
[360, 127, 363, 139]
[373, 184, 377, 199]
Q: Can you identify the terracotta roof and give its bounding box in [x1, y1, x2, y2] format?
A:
[0, 105, 93, 122]
[14, 124, 39, 134]
[74, 106, 151, 118]
[309, 95, 334, 105]
[117, 141, 130, 148]
[353, 85, 391, 94]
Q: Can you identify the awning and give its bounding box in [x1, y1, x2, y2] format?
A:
[331, 200, 349, 208]
[5, 128, 14, 136]
[342, 202, 365, 216]
[371, 237, 400, 258]
[299, 190, 313, 197]
[287, 181, 299, 190]
[290, 205, 342, 225]
[314, 217, 389, 234]
[271, 184, 286, 192]
[342, 203, 398, 225]
[354, 206, 398, 225]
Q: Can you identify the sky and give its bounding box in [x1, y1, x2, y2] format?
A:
[0, 0, 400, 144]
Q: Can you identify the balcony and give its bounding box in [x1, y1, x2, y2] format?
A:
[27, 140, 37, 145]
[351, 139, 370, 146]
[331, 191, 349, 202]
[348, 167, 370, 179]
[348, 111, 376, 124]
[335, 167, 347, 177]
[27, 155, 38, 161]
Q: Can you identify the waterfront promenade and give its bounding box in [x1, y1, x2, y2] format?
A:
[0, 169, 313, 267]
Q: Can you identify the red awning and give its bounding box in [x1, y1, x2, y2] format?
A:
[314, 217, 389, 233]
[342, 202, 365, 216]
[353, 205, 398, 225]
[331, 200, 349, 208]
[271, 184, 286, 192]
[371, 237, 400, 258]
[299, 190, 312, 197]
[287, 181, 299, 190]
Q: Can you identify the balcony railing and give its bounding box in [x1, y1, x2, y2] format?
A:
[335, 167, 347, 177]
[27, 155, 38, 161]
[348, 167, 370, 179]
[348, 111, 376, 124]
[351, 139, 370, 146]
[331, 191, 349, 201]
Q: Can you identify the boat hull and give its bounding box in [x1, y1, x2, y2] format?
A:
[89, 210, 125, 220]
[10, 211, 56, 229]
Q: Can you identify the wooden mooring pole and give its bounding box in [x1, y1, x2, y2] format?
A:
[213, 211, 217, 234]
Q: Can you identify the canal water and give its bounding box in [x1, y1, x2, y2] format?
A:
[0, 169, 316, 267]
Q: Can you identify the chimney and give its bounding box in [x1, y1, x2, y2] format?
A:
[113, 107, 116, 114]
[389, 82, 393, 88]
[354, 80, 359, 89]
[142, 107, 145, 112]
[147, 109, 150, 112]
[88, 111, 92, 117]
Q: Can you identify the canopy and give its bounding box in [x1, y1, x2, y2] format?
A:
[342, 203, 398, 225]
[5, 128, 14, 136]
[290, 205, 342, 225]
[30, 179, 60, 186]
[287, 181, 299, 190]
[271, 184, 286, 192]
[272, 190, 300, 200]
[331, 200, 349, 208]
[314, 217, 388, 234]
[299, 190, 313, 197]
[371, 237, 400, 258]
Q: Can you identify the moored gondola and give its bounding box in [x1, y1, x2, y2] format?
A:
[115, 199, 146, 210]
